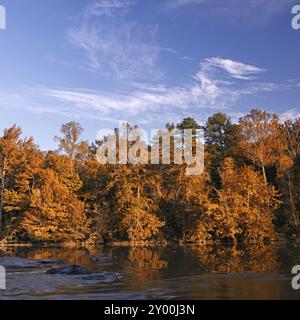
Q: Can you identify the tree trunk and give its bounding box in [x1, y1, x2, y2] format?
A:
[137, 187, 140, 199]
[288, 174, 298, 228]
[262, 165, 267, 186]
[0, 169, 5, 231]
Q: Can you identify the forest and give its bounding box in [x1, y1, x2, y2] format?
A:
[0, 109, 299, 246]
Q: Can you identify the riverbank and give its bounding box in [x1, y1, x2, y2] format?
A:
[1, 231, 300, 250]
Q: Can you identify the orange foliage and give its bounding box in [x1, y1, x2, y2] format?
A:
[1, 110, 299, 244]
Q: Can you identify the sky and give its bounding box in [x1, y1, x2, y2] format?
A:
[0, 0, 300, 150]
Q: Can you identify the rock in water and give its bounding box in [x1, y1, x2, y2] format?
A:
[45, 265, 120, 283]
[90, 255, 113, 264]
[82, 272, 121, 283]
[46, 265, 91, 275]
[38, 259, 68, 265]
[0, 257, 40, 269]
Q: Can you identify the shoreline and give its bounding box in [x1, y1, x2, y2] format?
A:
[1, 232, 299, 250]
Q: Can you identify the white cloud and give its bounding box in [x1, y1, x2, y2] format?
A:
[87, 0, 135, 16]
[30, 58, 281, 123]
[167, 0, 208, 10]
[1, 57, 296, 126]
[37, 58, 241, 121]
[204, 57, 266, 80]
[281, 108, 300, 122]
[69, 0, 163, 81]
[166, 0, 293, 20]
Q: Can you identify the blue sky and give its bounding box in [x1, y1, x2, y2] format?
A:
[0, 0, 300, 150]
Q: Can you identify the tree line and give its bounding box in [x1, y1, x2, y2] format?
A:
[0, 109, 299, 245]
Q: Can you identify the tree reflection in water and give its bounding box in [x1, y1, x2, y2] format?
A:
[108, 246, 168, 285]
[186, 243, 279, 273]
[1, 243, 299, 299]
[0, 243, 283, 274]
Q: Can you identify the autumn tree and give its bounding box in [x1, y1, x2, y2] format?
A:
[191, 158, 281, 244]
[44, 151, 82, 192]
[0, 125, 22, 230]
[238, 109, 286, 184]
[100, 165, 165, 243]
[0, 111, 298, 245]
[277, 119, 300, 228]
[159, 165, 209, 241]
[55, 121, 89, 163]
[78, 159, 113, 243]
[0, 126, 43, 236]
[21, 169, 90, 242]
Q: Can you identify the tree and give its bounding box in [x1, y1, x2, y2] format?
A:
[0, 126, 22, 230]
[238, 109, 286, 184]
[160, 165, 209, 241]
[277, 119, 300, 228]
[21, 169, 90, 242]
[44, 151, 82, 192]
[0, 126, 43, 234]
[176, 117, 202, 131]
[0, 111, 297, 245]
[205, 113, 240, 185]
[191, 158, 281, 244]
[100, 165, 165, 243]
[55, 121, 89, 162]
[205, 113, 234, 147]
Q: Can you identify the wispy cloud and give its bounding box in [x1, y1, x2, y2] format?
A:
[87, 0, 135, 16]
[1, 57, 296, 126]
[69, 0, 164, 81]
[2, 57, 294, 125]
[281, 108, 300, 121]
[203, 57, 266, 80]
[37, 58, 244, 121]
[166, 0, 293, 20]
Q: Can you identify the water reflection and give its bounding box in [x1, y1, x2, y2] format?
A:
[108, 246, 168, 287]
[0, 243, 299, 299]
[186, 244, 279, 273]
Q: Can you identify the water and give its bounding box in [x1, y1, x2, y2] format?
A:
[0, 244, 300, 300]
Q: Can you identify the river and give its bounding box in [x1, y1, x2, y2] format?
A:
[0, 243, 299, 300]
